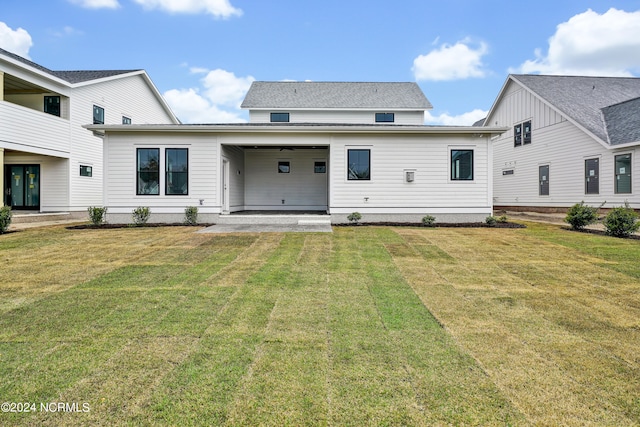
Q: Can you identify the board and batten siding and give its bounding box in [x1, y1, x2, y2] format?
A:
[329, 134, 491, 214]
[491, 81, 639, 209]
[104, 133, 218, 215]
[68, 74, 177, 210]
[249, 110, 425, 125]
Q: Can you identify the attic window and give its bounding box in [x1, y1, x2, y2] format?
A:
[375, 113, 395, 123]
[271, 112, 290, 123]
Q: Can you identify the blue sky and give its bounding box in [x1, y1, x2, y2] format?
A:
[2, 0, 640, 124]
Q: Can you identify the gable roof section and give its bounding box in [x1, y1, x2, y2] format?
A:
[504, 74, 640, 147]
[0, 47, 139, 84]
[241, 81, 432, 110]
[602, 97, 640, 146]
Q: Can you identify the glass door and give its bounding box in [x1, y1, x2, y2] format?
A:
[4, 165, 40, 209]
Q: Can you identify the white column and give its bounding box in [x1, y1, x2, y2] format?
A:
[0, 71, 4, 101]
[0, 148, 4, 207]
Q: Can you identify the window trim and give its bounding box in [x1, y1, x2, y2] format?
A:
[347, 148, 371, 181]
[375, 112, 395, 123]
[79, 164, 93, 177]
[44, 96, 61, 117]
[450, 149, 474, 181]
[165, 148, 189, 195]
[93, 105, 105, 125]
[136, 148, 160, 196]
[614, 153, 632, 194]
[270, 112, 290, 123]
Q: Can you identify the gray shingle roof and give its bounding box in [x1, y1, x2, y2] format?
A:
[512, 74, 640, 145]
[0, 47, 140, 84]
[241, 81, 432, 110]
[602, 97, 640, 145]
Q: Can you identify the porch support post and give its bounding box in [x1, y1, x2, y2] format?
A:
[0, 71, 4, 101]
[0, 148, 4, 207]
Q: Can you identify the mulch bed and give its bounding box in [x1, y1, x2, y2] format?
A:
[334, 222, 527, 228]
[562, 226, 640, 240]
[66, 223, 214, 230]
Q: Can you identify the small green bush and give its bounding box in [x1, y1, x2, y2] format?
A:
[87, 206, 107, 226]
[347, 212, 362, 225]
[603, 202, 639, 238]
[565, 201, 599, 231]
[422, 215, 436, 227]
[0, 206, 12, 234]
[132, 206, 151, 226]
[184, 206, 199, 225]
[497, 215, 508, 223]
[485, 216, 497, 227]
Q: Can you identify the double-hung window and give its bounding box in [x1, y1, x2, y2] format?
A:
[165, 148, 189, 195]
[451, 149, 474, 180]
[347, 149, 370, 180]
[137, 148, 160, 195]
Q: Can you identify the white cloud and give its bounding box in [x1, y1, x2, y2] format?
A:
[132, 0, 242, 18]
[424, 109, 488, 126]
[164, 68, 254, 123]
[0, 22, 33, 58]
[67, 0, 120, 9]
[413, 39, 488, 81]
[512, 8, 640, 76]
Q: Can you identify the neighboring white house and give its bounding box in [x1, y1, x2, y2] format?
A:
[0, 47, 179, 214]
[483, 74, 640, 212]
[89, 81, 506, 224]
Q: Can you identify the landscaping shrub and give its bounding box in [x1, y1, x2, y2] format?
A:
[485, 216, 497, 227]
[347, 211, 362, 225]
[422, 215, 436, 227]
[603, 202, 639, 238]
[497, 215, 508, 223]
[184, 206, 199, 225]
[0, 206, 12, 234]
[565, 201, 599, 231]
[132, 206, 151, 226]
[87, 206, 107, 226]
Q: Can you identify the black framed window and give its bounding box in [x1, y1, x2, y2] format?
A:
[44, 96, 60, 117]
[79, 165, 92, 177]
[514, 120, 532, 146]
[347, 149, 370, 180]
[270, 112, 290, 123]
[615, 154, 632, 194]
[122, 116, 132, 125]
[137, 148, 160, 195]
[93, 105, 104, 125]
[314, 161, 326, 173]
[278, 161, 290, 173]
[375, 113, 395, 123]
[166, 148, 188, 195]
[523, 120, 532, 144]
[451, 150, 474, 180]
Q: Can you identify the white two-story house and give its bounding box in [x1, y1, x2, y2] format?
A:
[89, 81, 506, 224]
[0, 47, 179, 215]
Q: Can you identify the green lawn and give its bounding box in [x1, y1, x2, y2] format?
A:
[0, 223, 638, 426]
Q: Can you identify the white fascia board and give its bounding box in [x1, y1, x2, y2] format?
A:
[85, 123, 508, 137]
